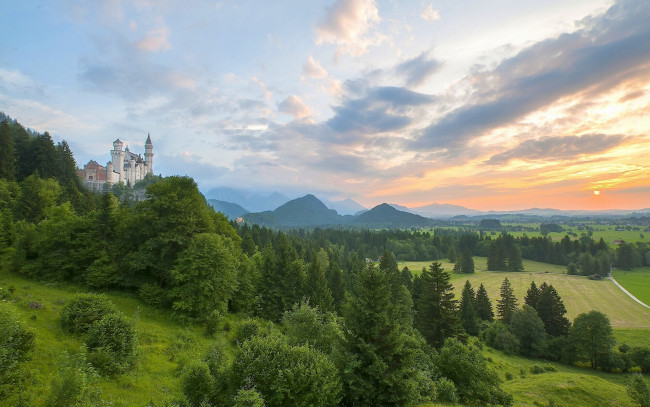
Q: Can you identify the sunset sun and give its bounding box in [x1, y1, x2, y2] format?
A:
[594, 190, 601, 196]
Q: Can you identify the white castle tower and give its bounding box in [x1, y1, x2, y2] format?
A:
[106, 135, 153, 185]
[145, 134, 154, 174]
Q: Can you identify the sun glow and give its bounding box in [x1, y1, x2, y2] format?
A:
[593, 190, 600, 195]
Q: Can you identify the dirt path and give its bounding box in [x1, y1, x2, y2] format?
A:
[609, 275, 650, 310]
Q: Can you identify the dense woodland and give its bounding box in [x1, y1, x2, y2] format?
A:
[1, 114, 650, 406]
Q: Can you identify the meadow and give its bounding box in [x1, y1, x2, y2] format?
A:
[612, 267, 650, 306]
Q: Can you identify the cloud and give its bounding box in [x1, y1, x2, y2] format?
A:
[421, 3, 440, 22]
[315, 0, 383, 56]
[325, 85, 434, 137]
[412, 0, 650, 150]
[136, 27, 171, 52]
[252, 76, 272, 100]
[302, 56, 328, 79]
[487, 134, 629, 164]
[278, 95, 312, 119]
[395, 52, 441, 87]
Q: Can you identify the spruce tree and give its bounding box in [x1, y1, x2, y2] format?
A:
[475, 283, 494, 322]
[536, 284, 570, 336]
[415, 261, 460, 348]
[306, 250, 335, 313]
[507, 245, 524, 272]
[460, 280, 478, 336]
[0, 120, 15, 180]
[379, 250, 414, 326]
[326, 258, 345, 311]
[454, 248, 475, 274]
[524, 281, 539, 308]
[497, 278, 518, 324]
[341, 262, 419, 406]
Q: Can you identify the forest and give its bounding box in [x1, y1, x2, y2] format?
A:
[1, 114, 649, 406]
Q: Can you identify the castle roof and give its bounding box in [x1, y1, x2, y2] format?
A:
[145, 134, 153, 145]
[114, 138, 122, 144]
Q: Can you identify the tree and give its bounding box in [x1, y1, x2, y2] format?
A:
[569, 310, 616, 369]
[524, 281, 539, 308]
[627, 373, 650, 407]
[379, 250, 414, 326]
[60, 293, 118, 335]
[170, 233, 240, 321]
[416, 262, 460, 348]
[459, 280, 478, 336]
[487, 242, 506, 271]
[509, 305, 546, 357]
[341, 262, 419, 405]
[536, 285, 570, 336]
[85, 313, 137, 375]
[475, 284, 494, 322]
[306, 249, 335, 313]
[507, 245, 524, 272]
[281, 300, 341, 355]
[496, 278, 518, 324]
[617, 243, 637, 270]
[0, 120, 15, 180]
[454, 248, 475, 274]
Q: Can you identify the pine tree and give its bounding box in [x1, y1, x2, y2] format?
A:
[507, 245, 524, 272]
[306, 250, 335, 313]
[497, 278, 518, 324]
[0, 120, 15, 180]
[341, 262, 419, 406]
[536, 284, 570, 336]
[460, 280, 478, 336]
[454, 248, 475, 274]
[487, 241, 507, 271]
[475, 283, 494, 322]
[379, 250, 414, 326]
[524, 281, 539, 308]
[415, 261, 460, 348]
[326, 258, 345, 311]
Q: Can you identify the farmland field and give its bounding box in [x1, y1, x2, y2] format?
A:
[399, 257, 650, 329]
[612, 267, 650, 305]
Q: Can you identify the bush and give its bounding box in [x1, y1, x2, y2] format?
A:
[180, 361, 214, 407]
[627, 373, 650, 407]
[631, 347, 650, 373]
[435, 377, 459, 404]
[0, 304, 35, 402]
[85, 253, 119, 289]
[139, 283, 171, 309]
[45, 352, 107, 407]
[60, 293, 118, 335]
[233, 386, 266, 407]
[85, 313, 137, 375]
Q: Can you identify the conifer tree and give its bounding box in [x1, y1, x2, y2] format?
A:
[497, 278, 518, 324]
[454, 248, 475, 274]
[415, 261, 460, 348]
[326, 258, 345, 311]
[475, 283, 494, 322]
[524, 281, 539, 308]
[341, 262, 419, 406]
[507, 245, 524, 272]
[379, 250, 414, 326]
[460, 280, 478, 336]
[306, 250, 335, 313]
[0, 120, 15, 180]
[536, 284, 570, 336]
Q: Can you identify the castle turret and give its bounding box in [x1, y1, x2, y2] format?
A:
[145, 134, 154, 174]
[111, 139, 124, 183]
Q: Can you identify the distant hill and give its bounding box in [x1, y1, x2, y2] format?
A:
[411, 202, 482, 218]
[207, 199, 249, 219]
[389, 203, 414, 213]
[204, 187, 289, 212]
[326, 198, 366, 216]
[350, 203, 433, 228]
[243, 194, 344, 227]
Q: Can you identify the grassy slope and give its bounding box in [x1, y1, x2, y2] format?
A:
[612, 267, 650, 305]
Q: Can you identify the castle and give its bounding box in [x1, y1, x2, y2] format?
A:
[78, 135, 154, 191]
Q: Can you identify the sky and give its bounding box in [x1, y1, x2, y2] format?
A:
[1, 0, 649, 211]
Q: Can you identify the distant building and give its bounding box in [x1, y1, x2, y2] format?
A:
[77, 135, 154, 191]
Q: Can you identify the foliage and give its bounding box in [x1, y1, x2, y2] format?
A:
[482, 320, 520, 355]
[45, 352, 107, 407]
[459, 280, 479, 335]
[569, 310, 616, 369]
[60, 293, 118, 335]
[281, 300, 341, 354]
[436, 338, 512, 405]
[233, 385, 266, 407]
[415, 261, 460, 348]
[509, 305, 547, 357]
[535, 284, 570, 337]
[476, 283, 494, 321]
[170, 232, 240, 321]
[180, 361, 215, 407]
[497, 278, 518, 324]
[228, 332, 342, 407]
[627, 373, 650, 407]
[0, 303, 35, 402]
[85, 313, 137, 375]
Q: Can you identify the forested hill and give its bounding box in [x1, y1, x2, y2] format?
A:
[207, 199, 249, 219]
[241, 194, 437, 228]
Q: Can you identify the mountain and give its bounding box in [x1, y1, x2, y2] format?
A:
[207, 199, 249, 219]
[389, 203, 414, 213]
[243, 194, 344, 227]
[326, 198, 367, 215]
[351, 203, 433, 228]
[411, 202, 482, 218]
[203, 187, 290, 212]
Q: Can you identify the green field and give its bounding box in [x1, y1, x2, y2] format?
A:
[612, 267, 650, 306]
[399, 257, 650, 330]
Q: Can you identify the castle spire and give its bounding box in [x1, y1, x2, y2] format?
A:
[145, 133, 152, 146]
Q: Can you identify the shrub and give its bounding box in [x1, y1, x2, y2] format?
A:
[85, 254, 119, 289]
[0, 304, 35, 401]
[45, 352, 107, 407]
[180, 361, 214, 407]
[139, 283, 171, 309]
[60, 293, 117, 335]
[435, 378, 459, 404]
[627, 373, 650, 407]
[233, 386, 266, 407]
[85, 313, 137, 375]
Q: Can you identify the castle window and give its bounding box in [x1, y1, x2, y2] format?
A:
[89, 176, 93, 180]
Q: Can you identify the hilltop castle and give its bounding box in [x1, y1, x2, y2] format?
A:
[78, 135, 154, 191]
